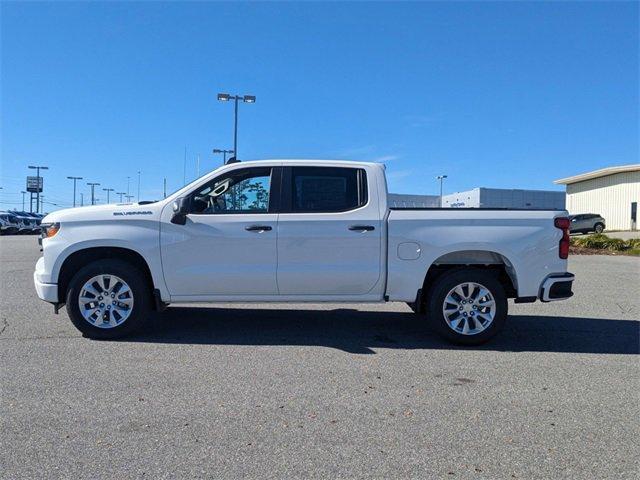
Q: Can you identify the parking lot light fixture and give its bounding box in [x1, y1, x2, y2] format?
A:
[437, 175, 448, 207]
[102, 188, 115, 204]
[217, 92, 256, 159]
[67, 176, 83, 207]
[213, 148, 235, 164]
[87, 182, 100, 205]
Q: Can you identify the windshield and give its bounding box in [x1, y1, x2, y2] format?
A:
[163, 165, 227, 200]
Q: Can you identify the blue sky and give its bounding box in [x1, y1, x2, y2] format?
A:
[1, 1, 638, 210]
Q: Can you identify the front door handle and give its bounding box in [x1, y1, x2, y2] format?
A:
[245, 225, 273, 232]
[349, 225, 375, 232]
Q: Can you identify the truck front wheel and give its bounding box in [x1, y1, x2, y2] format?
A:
[426, 269, 507, 345]
[65, 259, 151, 339]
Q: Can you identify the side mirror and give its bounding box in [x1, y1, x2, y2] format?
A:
[170, 196, 191, 225]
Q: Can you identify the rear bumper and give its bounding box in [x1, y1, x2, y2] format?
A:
[34, 257, 58, 303]
[539, 273, 574, 302]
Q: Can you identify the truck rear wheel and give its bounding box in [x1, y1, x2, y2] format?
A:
[426, 269, 507, 345]
[65, 259, 151, 339]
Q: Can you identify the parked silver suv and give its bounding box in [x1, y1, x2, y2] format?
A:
[569, 213, 605, 234]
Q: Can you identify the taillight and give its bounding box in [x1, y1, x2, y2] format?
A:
[554, 217, 570, 259]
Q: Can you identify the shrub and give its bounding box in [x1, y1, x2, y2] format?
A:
[570, 234, 640, 252]
[627, 238, 640, 249]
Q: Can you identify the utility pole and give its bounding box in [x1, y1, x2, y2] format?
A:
[183, 146, 187, 185]
[116, 192, 126, 203]
[196, 154, 200, 177]
[28, 165, 49, 214]
[213, 148, 235, 165]
[80, 193, 84, 206]
[125, 194, 134, 202]
[40, 195, 44, 213]
[137, 171, 141, 202]
[67, 176, 83, 207]
[437, 175, 448, 207]
[87, 182, 100, 205]
[163, 178, 167, 198]
[20, 191, 26, 211]
[217, 93, 256, 159]
[102, 188, 115, 203]
[126, 176, 131, 197]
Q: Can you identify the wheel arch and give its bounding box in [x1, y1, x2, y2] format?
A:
[57, 246, 155, 304]
[418, 249, 518, 310]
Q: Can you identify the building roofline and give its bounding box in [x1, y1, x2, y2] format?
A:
[554, 164, 640, 185]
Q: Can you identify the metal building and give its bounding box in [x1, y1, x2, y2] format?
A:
[554, 164, 640, 231]
[441, 188, 565, 210]
[388, 193, 440, 208]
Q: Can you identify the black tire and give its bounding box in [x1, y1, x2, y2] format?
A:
[594, 223, 604, 234]
[65, 259, 151, 339]
[426, 269, 507, 345]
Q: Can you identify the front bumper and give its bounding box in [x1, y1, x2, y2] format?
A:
[539, 273, 574, 302]
[34, 257, 58, 303]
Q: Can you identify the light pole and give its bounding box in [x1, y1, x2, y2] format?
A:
[102, 188, 115, 203]
[20, 191, 26, 211]
[125, 194, 134, 202]
[437, 175, 448, 207]
[67, 176, 83, 207]
[217, 93, 255, 159]
[126, 176, 131, 197]
[87, 182, 100, 205]
[213, 148, 235, 165]
[116, 192, 126, 203]
[28, 165, 48, 214]
[137, 171, 141, 202]
[80, 193, 84, 206]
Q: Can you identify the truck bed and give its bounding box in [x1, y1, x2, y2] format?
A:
[385, 208, 568, 302]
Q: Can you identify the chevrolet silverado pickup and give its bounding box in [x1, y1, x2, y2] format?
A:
[34, 160, 574, 344]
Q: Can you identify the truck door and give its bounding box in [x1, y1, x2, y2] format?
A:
[276, 166, 382, 296]
[160, 166, 279, 297]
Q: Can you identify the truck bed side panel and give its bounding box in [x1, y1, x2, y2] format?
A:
[386, 209, 568, 302]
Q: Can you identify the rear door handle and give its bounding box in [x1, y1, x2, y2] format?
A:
[245, 225, 273, 232]
[349, 225, 375, 232]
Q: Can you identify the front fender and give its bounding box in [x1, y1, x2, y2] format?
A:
[41, 219, 168, 301]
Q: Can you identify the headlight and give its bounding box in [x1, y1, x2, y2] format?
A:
[41, 222, 60, 239]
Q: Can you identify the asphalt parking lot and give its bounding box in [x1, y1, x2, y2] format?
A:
[1, 236, 638, 479]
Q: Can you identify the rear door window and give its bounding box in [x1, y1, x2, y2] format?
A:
[289, 167, 367, 213]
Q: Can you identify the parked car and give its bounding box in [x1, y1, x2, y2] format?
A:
[0, 212, 20, 235]
[34, 160, 574, 345]
[569, 213, 605, 234]
[22, 211, 44, 233]
[10, 212, 33, 234]
[11, 212, 40, 234]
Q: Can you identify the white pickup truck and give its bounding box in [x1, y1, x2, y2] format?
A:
[34, 160, 574, 344]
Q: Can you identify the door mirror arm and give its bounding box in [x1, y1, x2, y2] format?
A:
[171, 196, 191, 225]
